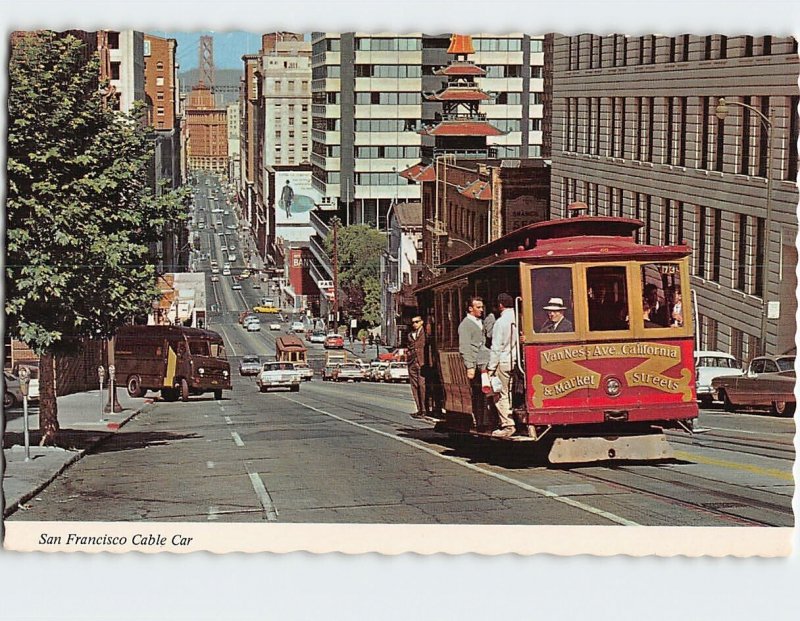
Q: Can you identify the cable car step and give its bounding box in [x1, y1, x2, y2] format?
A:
[548, 433, 674, 464]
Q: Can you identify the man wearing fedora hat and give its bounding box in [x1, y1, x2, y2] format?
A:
[540, 297, 573, 333]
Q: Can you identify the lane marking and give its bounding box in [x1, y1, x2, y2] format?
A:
[698, 426, 794, 439]
[673, 450, 793, 482]
[207, 506, 219, 521]
[281, 396, 638, 526]
[248, 471, 279, 521]
[218, 325, 239, 357]
[207, 461, 215, 469]
[224, 416, 233, 425]
[231, 431, 245, 447]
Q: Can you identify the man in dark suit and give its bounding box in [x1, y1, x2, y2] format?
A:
[407, 315, 429, 419]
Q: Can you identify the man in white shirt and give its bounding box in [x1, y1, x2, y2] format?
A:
[487, 293, 517, 437]
[458, 296, 491, 429]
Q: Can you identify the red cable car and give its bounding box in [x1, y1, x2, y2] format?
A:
[415, 215, 698, 463]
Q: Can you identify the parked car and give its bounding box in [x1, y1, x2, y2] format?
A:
[294, 363, 314, 382]
[309, 331, 326, 344]
[324, 334, 344, 349]
[384, 362, 410, 383]
[257, 362, 301, 392]
[369, 361, 389, 382]
[322, 363, 340, 382]
[239, 355, 262, 376]
[3, 371, 24, 408]
[336, 363, 365, 382]
[694, 351, 743, 406]
[712, 354, 796, 416]
[291, 321, 306, 333]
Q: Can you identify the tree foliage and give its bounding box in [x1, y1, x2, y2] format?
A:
[324, 222, 385, 325]
[6, 32, 189, 442]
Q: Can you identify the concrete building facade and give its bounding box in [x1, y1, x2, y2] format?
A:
[260, 37, 312, 167]
[309, 33, 547, 232]
[550, 34, 799, 360]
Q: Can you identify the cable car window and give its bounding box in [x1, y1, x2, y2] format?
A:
[531, 267, 575, 334]
[587, 266, 629, 331]
[641, 263, 683, 328]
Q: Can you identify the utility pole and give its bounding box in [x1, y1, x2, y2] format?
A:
[332, 216, 340, 331]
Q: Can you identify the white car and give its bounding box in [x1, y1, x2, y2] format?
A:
[291, 321, 305, 333]
[309, 331, 326, 344]
[246, 319, 261, 331]
[384, 362, 409, 383]
[232, 282, 242, 290]
[228, 254, 237, 262]
[269, 322, 281, 331]
[222, 268, 231, 276]
[694, 351, 743, 406]
[257, 362, 301, 392]
[210, 275, 219, 282]
[294, 363, 314, 381]
[226, 224, 237, 230]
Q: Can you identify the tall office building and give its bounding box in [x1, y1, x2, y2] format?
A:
[260, 35, 312, 167]
[309, 33, 546, 230]
[550, 34, 799, 359]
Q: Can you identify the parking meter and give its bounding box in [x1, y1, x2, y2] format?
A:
[18, 365, 30, 397]
[108, 365, 116, 382]
[18, 366, 31, 461]
[98, 365, 106, 420]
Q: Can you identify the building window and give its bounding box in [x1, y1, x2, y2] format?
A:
[107, 31, 120, 49]
[711, 208, 722, 282]
[156, 76, 164, 87]
[740, 96, 752, 175]
[110, 61, 121, 80]
[157, 107, 164, 116]
[736, 213, 748, 291]
[788, 95, 799, 181]
[677, 97, 687, 166]
[665, 97, 674, 164]
[156, 61, 164, 71]
[156, 92, 164, 101]
[754, 217, 765, 297]
[714, 102, 725, 172]
[696, 206, 706, 278]
[757, 96, 770, 178]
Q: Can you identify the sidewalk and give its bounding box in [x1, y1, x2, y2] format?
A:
[2, 389, 149, 518]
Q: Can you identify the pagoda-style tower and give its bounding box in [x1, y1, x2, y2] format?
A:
[401, 34, 505, 183]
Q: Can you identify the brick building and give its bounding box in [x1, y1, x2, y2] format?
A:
[185, 81, 228, 171]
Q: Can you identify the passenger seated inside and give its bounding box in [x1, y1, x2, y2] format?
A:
[642, 299, 662, 328]
[587, 282, 628, 331]
[642, 283, 669, 327]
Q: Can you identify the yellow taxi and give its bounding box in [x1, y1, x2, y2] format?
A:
[253, 305, 279, 314]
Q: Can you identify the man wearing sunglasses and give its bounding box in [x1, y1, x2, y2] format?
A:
[407, 315, 430, 419]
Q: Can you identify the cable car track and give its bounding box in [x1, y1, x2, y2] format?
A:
[280, 384, 793, 527]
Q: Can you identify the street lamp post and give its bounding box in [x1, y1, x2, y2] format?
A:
[715, 97, 773, 356]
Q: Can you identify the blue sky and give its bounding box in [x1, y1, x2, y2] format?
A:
[158, 31, 264, 70]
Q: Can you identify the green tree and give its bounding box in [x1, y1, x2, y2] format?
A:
[324, 222, 385, 324]
[6, 32, 188, 444]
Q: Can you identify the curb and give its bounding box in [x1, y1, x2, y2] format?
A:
[2, 400, 154, 519]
